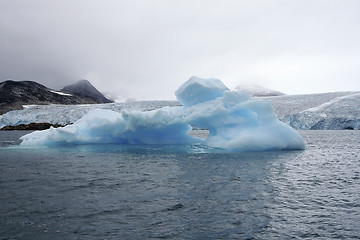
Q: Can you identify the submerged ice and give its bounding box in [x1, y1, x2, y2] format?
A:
[20, 77, 306, 151]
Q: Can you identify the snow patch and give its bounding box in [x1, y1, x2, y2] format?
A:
[22, 105, 40, 109]
[49, 90, 72, 96]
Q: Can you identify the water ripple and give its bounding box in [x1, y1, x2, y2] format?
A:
[0, 130, 360, 239]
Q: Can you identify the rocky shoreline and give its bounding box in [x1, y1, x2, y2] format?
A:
[0, 122, 65, 131]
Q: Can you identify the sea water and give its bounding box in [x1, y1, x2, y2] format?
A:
[0, 130, 359, 239]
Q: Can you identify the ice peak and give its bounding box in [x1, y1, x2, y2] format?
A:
[175, 76, 229, 106]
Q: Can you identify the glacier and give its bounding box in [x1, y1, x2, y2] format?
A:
[0, 101, 181, 128]
[267, 92, 360, 130]
[19, 77, 305, 151]
[1, 83, 360, 132]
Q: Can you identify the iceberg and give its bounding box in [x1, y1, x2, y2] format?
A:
[20, 77, 306, 151]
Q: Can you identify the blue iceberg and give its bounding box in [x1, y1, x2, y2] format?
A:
[20, 76, 306, 151]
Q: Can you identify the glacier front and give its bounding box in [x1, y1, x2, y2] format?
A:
[20, 77, 306, 151]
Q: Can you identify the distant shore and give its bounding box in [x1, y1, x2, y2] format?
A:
[0, 122, 65, 131]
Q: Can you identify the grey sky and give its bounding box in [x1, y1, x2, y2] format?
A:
[0, 0, 359, 100]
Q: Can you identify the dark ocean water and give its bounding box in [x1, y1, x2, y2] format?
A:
[0, 130, 359, 239]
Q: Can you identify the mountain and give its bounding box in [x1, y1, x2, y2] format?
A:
[234, 84, 285, 97]
[61, 80, 112, 103]
[0, 80, 111, 114]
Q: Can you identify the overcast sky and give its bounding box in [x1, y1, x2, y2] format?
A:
[0, 0, 359, 100]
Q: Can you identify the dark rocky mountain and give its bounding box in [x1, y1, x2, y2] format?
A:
[0, 80, 112, 114]
[61, 80, 112, 103]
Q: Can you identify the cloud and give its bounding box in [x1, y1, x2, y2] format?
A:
[0, 0, 360, 99]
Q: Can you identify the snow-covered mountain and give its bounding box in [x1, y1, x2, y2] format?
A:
[234, 84, 285, 97]
[1, 92, 359, 130]
[102, 91, 135, 103]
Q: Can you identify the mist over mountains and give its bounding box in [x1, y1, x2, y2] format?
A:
[234, 84, 285, 97]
